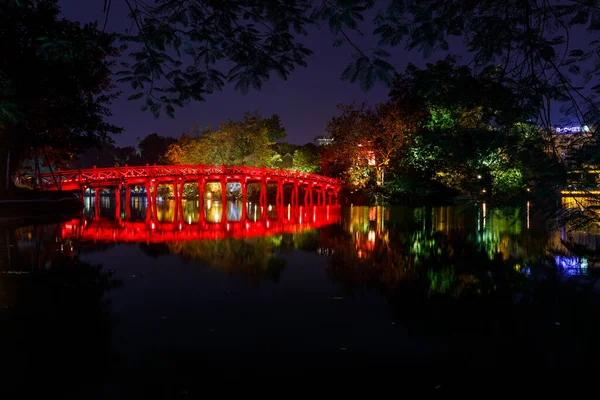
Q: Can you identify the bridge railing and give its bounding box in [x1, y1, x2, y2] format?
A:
[38, 164, 339, 189]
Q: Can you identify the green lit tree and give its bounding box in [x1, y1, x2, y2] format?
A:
[293, 143, 320, 173]
[388, 59, 559, 201]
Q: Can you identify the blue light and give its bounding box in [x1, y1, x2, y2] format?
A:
[555, 256, 588, 276]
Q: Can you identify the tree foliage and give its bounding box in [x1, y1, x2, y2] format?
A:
[0, 0, 121, 188]
[322, 59, 562, 202]
[116, 0, 314, 117]
[322, 102, 413, 189]
[136, 133, 177, 164]
[293, 143, 320, 173]
[114, 0, 600, 130]
[165, 111, 286, 167]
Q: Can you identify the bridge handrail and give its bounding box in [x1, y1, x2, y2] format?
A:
[38, 164, 340, 188]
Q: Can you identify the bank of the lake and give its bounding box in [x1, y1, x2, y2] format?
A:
[0, 188, 83, 220]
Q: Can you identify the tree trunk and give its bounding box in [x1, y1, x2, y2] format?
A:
[0, 146, 22, 192]
[5, 148, 10, 190]
[0, 147, 9, 191]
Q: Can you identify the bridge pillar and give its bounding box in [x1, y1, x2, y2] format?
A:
[173, 182, 179, 222]
[221, 177, 227, 223]
[125, 185, 131, 220]
[276, 181, 283, 209]
[145, 182, 152, 220]
[260, 179, 267, 220]
[94, 188, 100, 220]
[173, 181, 178, 204]
[303, 186, 308, 206]
[309, 186, 313, 206]
[198, 178, 205, 224]
[152, 181, 158, 220]
[293, 182, 299, 207]
[115, 184, 121, 222]
[322, 187, 327, 206]
[241, 180, 247, 221]
[178, 179, 185, 222]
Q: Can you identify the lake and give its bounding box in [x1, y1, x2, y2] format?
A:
[2, 196, 600, 391]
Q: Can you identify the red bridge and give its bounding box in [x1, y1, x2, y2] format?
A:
[38, 165, 341, 221]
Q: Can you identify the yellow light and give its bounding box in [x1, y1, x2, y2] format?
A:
[561, 190, 600, 194]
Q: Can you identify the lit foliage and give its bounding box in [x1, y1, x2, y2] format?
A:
[165, 111, 286, 167]
[292, 143, 320, 173]
[385, 59, 549, 200]
[322, 102, 413, 189]
[116, 0, 600, 157]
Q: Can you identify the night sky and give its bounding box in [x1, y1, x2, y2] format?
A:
[59, 0, 439, 147]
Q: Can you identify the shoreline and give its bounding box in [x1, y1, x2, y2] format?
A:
[0, 189, 83, 221]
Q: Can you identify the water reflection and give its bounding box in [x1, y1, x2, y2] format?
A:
[7, 200, 600, 281]
[319, 202, 600, 297]
[4, 200, 600, 379]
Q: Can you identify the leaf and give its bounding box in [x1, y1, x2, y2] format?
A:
[361, 65, 375, 91]
[570, 11, 589, 26]
[333, 38, 346, 47]
[165, 104, 175, 118]
[341, 63, 356, 82]
[373, 48, 391, 57]
[568, 65, 581, 75]
[128, 92, 144, 100]
[569, 49, 584, 57]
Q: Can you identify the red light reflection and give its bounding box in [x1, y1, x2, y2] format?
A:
[59, 206, 341, 243]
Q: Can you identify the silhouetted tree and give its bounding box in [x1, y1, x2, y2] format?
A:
[0, 0, 121, 189]
[137, 133, 177, 165]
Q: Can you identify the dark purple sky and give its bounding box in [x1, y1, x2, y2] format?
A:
[59, 0, 435, 147]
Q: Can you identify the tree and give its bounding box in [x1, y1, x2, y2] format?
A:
[113, 1, 600, 121]
[165, 111, 286, 167]
[137, 133, 177, 164]
[0, 0, 121, 189]
[115, 0, 315, 117]
[387, 59, 557, 200]
[322, 103, 375, 189]
[293, 143, 320, 173]
[371, 103, 414, 185]
[113, 146, 138, 166]
[322, 102, 413, 189]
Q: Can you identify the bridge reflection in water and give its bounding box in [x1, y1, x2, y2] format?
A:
[69, 196, 340, 243]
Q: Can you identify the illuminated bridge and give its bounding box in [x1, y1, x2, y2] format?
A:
[38, 164, 341, 221]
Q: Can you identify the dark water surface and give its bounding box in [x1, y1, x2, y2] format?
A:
[2, 196, 600, 392]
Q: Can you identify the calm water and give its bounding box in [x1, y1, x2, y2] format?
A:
[2, 196, 600, 386]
